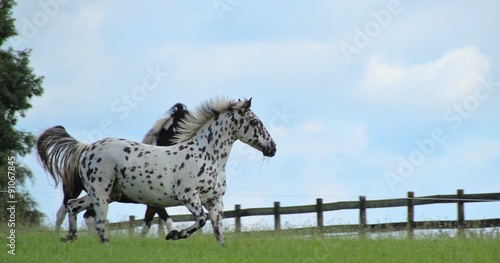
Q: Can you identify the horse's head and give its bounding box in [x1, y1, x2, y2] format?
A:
[168, 103, 189, 120]
[233, 98, 276, 157]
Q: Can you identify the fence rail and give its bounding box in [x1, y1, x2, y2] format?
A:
[108, 189, 500, 236]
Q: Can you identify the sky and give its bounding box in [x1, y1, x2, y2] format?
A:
[5, 0, 500, 231]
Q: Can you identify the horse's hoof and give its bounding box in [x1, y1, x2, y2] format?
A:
[60, 236, 77, 243]
[166, 230, 179, 240]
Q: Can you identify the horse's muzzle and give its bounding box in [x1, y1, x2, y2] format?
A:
[263, 141, 277, 157]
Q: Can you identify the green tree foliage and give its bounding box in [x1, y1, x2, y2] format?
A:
[0, 0, 45, 226]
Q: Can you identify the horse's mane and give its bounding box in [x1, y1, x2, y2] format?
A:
[142, 116, 173, 145]
[173, 97, 249, 143]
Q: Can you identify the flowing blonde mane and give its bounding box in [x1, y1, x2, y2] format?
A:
[173, 97, 249, 143]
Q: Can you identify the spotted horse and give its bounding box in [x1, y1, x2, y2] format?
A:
[52, 103, 190, 237]
[37, 97, 276, 245]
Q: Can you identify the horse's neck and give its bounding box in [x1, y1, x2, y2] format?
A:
[193, 112, 237, 163]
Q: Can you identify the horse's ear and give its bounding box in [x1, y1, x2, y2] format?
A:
[244, 97, 252, 109]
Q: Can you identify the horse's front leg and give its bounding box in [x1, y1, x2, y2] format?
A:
[157, 207, 174, 233]
[166, 195, 206, 241]
[139, 206, 156, 237]
[63, 195, 93, 242]
[208, 198, 225, 246]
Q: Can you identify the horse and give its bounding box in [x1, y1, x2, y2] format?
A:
[139, 103, 190, 236]
[36, 97, 276, 245]
[53, 103, 190, 237]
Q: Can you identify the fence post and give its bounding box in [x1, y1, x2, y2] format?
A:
[457, 189, 465, 237]
[359, 196, 366, 236]
[274, 201, 281, 231]
[129, 215, 135, 236]
[235, 204, 241, 233]
[407, 191, 415, 239]
[316, 198, 324, 232]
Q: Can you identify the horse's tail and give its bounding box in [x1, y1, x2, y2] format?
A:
[142, 103, 189, 145]
[36, 126, 88, 189]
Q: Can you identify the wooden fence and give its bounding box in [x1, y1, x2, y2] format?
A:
[108, 189, 500, 236]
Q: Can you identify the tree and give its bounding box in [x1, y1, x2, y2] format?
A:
[0, 0, 45, 226]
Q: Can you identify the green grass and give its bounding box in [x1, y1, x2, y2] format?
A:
[1, 228, 499, 263]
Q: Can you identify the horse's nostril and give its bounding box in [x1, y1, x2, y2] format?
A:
[263, 144, 276, 157]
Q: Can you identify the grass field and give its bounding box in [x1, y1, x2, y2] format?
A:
[1, 227, 499, 263]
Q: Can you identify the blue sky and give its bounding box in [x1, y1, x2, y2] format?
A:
[6, 1, 500, 230]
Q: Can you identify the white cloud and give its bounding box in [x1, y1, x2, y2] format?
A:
[280, 121, 369, 161]
[357, 46, 490, 110]
[307, 171, 352, 200]
[46, 4, 107, 68]
[340, 124, 369, 156]
[300, 120, 329, 135]
[387, 137, 500, 195]
[270, 126, 288, 139]
[148, 40, 340, 95]
[22, 4, 119, 122]
[452, 138, 500, 167]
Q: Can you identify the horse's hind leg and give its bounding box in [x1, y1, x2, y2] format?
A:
[85, 170, 118, 243]
[55, 202, 67, 233]
[89, 184, 117, 243]
[64, 195, 94, 242]
[92, 200, 110, 243]
[57, 183, 82, 233]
